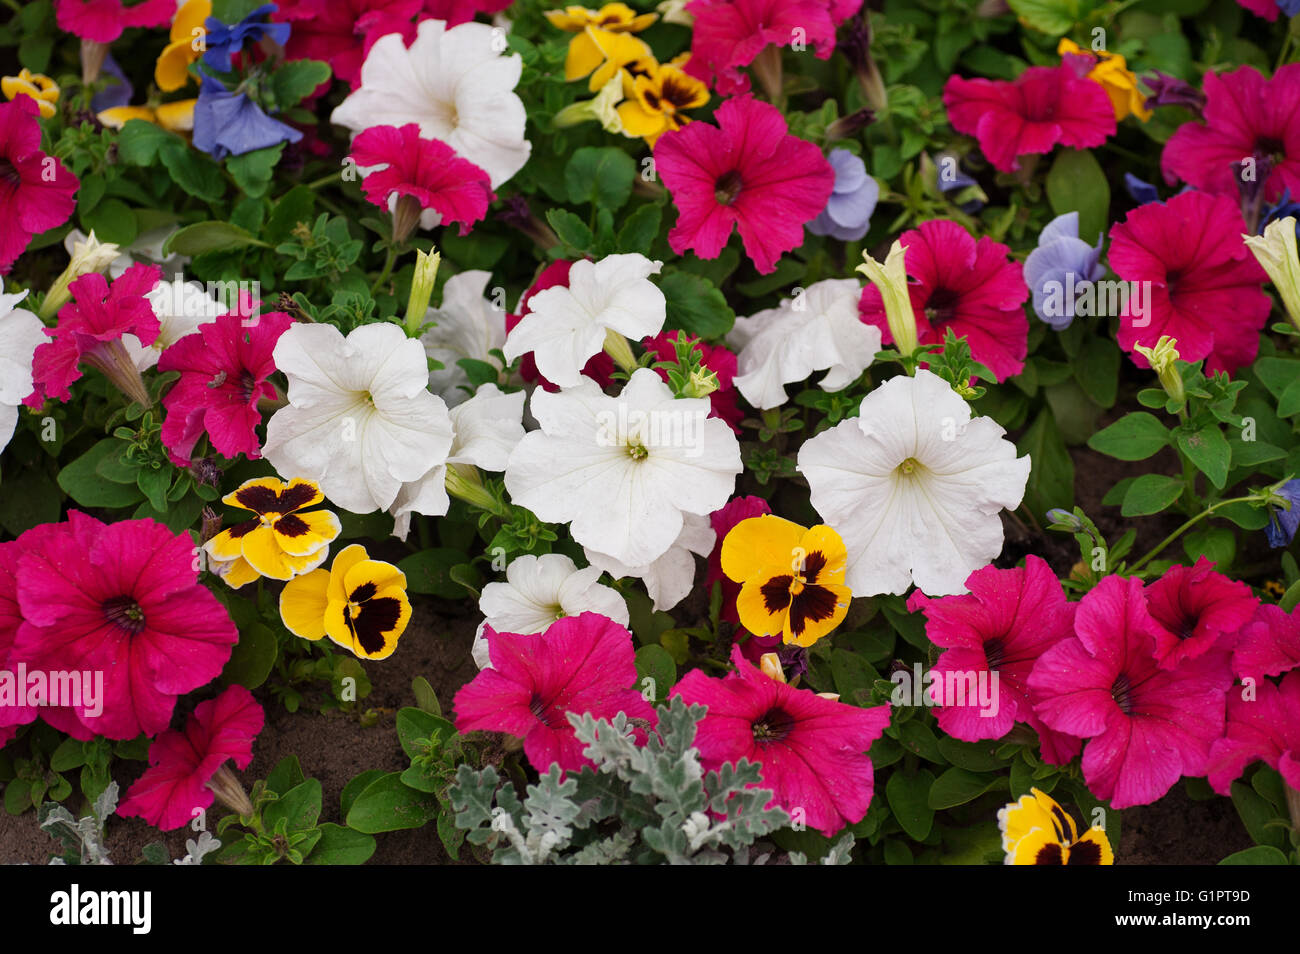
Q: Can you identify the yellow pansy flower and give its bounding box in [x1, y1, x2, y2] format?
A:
[98, 99, 197, 134]
[998, 788, 1114, 865]
[1058, 38, 1151, 123]
[280, 544, 413, 660]
[204, 477, 342, 583]
[722, 515, 852, 648]
[566, 25, 656, 91]
[156, 0, 211, 92]
[617, 61, 708, 146]
[546, 3, 657, 33]
[2, 69, 59, 119]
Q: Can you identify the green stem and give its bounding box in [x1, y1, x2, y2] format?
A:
[1277, 32, 1294, 72]
[1128, 495, 1258, 573]
[303, 170, 343, 191]
[369, 245, 398, 296]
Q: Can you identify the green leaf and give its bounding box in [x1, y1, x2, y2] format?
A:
[398, 547, 469, 599]
[411, 676, 441, 717]
[1046, 149, 1109, 245]
[937, 737, 1008, 773]
[1074, 334, 1120, 408]
[565, 146, 637, 210]
[345, 772, 438, 833]
[116, 120, 179, 166]
[886, 768, 936, 841]
[264, 185, 316, 243]
[660, 270, 734, 339]
[545, 208, 594, 253]
[633, 645, 676, 702]
[396, 707, 453, 760]
[1017, 409, 1075, 517]
[269, 60, 331, 110]
[306, 823, 376, 864]
[1087, 412, 1170, 460]
[1219, 845, 1289, 865]
[616, 203, 662, 256]
[928, 767, 1002, 809]
[159, 142, 225, 202]
[265, 755, 306, 795]
[162, 221, 267, 257]
[80, 198, 138, 247]
[1007, 0, 1086, 36]
[226, 144, 284, 199]
[1182, 527, 1235, 570]
[136, 466, 171, 513]
[221, 622, 279, 690]
[57, 439, 145, 508]
[264, 779, 323, 834]
[341, 770, 388, 819]
[1230, 780, 1286, 851]
[1121, 474, 1184, 517]
[1176, 426, 1231, 489]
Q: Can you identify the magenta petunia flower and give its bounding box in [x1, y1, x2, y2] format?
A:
[422, 0, 511, 26]
[1207, 669, 1300, 795]
[943, 65, 1115, 173]
[1108, 190, 1270, 376]
[1161, 64, 1300, 204]
[907, 555, 1080, 764]
[506, 259, 615, 391]
[0, 95, 80, 275]
[25, 263, 161, 408]
[1233, 602, 1300, 682]
[641, 330, 743, 434]
[1028, 575, 1231, 809]
[157, 310, 293, 466]
[1144, 558, 1258, 670]
[655, 94, 835, 275]
[682, 0, 856, 95]
[11, 512, 239, 740]
[671, 645, 891, 835]
[453, 612, 656, 774]
[54, 0, 175, 43]
[118, 685, 264, 830]
[857, 218, 1029, 381]
[276, 0, 422, 90]
[705, 495, 771, 624]
[349, 124, 494, 239]
[0, 540, 37, 737]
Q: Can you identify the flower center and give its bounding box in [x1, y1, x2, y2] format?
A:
[897, 456, 921, 476]
[1110, 673, 1134, 715]
[1255, 136, 1285, 163]
[102, 595, 146, 635]
[239, 369, 256, 402]
[0, 158, 19, 188]
[528, 693, 558, 727]
[714, 170, 743, 205]
[924, 286, 960, 325]
[752, 707, 795, 743]
[984, 637, 1006, 670]
[627, 440, 649, 460]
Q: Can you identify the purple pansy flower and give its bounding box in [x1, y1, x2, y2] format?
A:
[91, 54, 133, 113]
[202, 3, 291, 73]
[806, 148, 878, 241]
[1266, 479, 1300, 548]
[192, 76, 302, 160]
[1124, 172, 1161, 205]
[1023, 211, 1105, 330]
[934, 151, 985, 213]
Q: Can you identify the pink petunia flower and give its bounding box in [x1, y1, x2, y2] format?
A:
[671, 644, 891, 835]
[349, 123, 495, 240]
[11, 512, 239, 740]
[655, 94, 835, 275]
[422, 0, 511, 27]
[1108, 189, 1270, 376]
[0, 539, 37, 738]
[907, 555, 1080, 764]
[857, 218, 1029, 381]
[641, 330, 743, 434]
[1207, 669, 1300, 795]
[1161, 64, 1300, 203]
[54, 0, 176, 43]
[705, 495, 771, 624]
[683, 0, 857, 96]
[276, 0, 423, 90]
[943, 65, 1116, 173]
[505, 259, 616, 391]
[1028, 575, 1231, 809]
[1233, 602, 1300, 682]
[1144, 558, 1258, 670]
[25, 263, 161, 408]
[157, 310, 294, 467]
[453, 612, 656, 774]
[118, 685, 265, 830]
[0, 95, 80, 274]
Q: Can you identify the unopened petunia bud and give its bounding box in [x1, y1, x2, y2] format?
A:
[857, 240, 919, 358]
[1243, 216, 1300, 335]
[1133, 335, 1185, 408]
[405, 248, 441, 336]
[759, 652, 787, 684]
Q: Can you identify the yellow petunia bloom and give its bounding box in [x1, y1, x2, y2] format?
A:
[617, 62, 708, 147]
[1058, 38, 1151, 123]
[156, 0, 211, 92]
[998, 788, 1114, 865]
[204, 477, 342, 583]
[98, 99, 196, 133]
[546, 3, 657, 34]
[566, 26, 656, 91]
[722, 515, 852, 648]
[2, 69, 60, 119]
[280, 544, 412, 660]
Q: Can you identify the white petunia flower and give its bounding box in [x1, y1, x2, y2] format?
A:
[390, 383, 526, 539]
[471, 552, 629, 668]
[262, 322, 454, 514]
[420, 270, 507, 407]
[123, 279, 227, 371]
[728, 278, 881, 409]
[0, 284, 44, 454]
[502, 253, 666, 389]
[797, 369, 1030, 597]
[585, 511, 714, 612]
[331, 19, 531, 189]
[505, 367, 741, 568]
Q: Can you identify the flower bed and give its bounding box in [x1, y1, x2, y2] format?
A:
[1, 0, 1299, 869]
